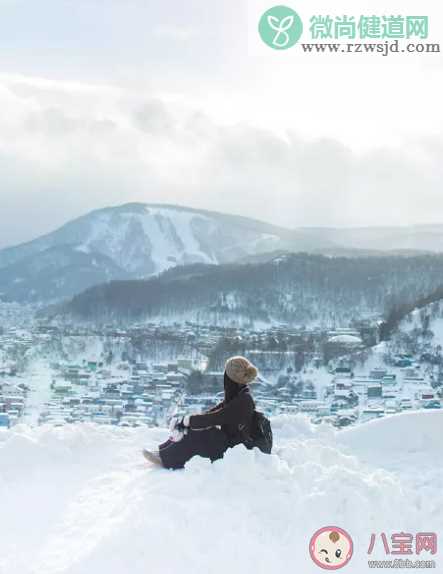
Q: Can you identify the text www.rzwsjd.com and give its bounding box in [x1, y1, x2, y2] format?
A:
[300, 41, 440, 55]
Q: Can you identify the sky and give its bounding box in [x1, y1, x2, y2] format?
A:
[0, 0, 442, 248]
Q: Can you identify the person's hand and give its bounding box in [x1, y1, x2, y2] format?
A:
[169, 415, 190, 433]
[175, 415, 190, 432]
[169, 416, 180, 433]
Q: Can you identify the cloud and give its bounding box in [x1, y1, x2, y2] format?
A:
[0, 0, 441, 249]
[132, 99, 175, 135]
[0, 73, 442, 249]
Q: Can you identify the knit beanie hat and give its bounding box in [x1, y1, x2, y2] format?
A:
[225, 356, 258, 385]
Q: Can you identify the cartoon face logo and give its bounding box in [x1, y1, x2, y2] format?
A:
[309, 526, 353, 570]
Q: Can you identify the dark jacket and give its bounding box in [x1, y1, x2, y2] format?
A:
[189, 374, 255, 447]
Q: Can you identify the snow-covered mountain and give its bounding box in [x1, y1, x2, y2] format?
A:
[3, 203, 443, 304]
[0, 203, 331, 302]
[0, 411, 441, 574]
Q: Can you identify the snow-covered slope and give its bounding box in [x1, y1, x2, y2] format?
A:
[1, 411, 441, 573]
[399, 301, 443, 348]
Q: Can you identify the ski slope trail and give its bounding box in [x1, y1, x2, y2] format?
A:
[1, 412, 442, 573]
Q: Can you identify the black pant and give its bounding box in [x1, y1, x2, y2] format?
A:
[159, 428, 229, 470]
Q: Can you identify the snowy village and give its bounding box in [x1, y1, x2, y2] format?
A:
[1, 298, 442, 432]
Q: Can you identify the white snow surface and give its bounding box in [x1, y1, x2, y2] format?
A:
[0, 411, 442, 573]
[81, 206, 217, 274]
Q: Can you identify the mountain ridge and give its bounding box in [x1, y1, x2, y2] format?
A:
[56, 252, 443, 328]
[3, 202, 443, 304]
[0, 203, 334, 302]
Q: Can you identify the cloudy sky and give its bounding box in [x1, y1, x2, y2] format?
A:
[0, 0, 442, 248]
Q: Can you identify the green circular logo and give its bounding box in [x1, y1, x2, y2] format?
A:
[258, 5, 303, 49]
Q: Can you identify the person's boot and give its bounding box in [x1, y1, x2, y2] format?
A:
[142, 448, 163, 466]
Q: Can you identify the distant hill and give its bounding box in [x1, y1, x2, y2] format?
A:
[56, 253, 443, 328]
[300, 225, 443, 253]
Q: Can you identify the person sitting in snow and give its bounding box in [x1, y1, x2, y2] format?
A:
[142, 356, 258, 469]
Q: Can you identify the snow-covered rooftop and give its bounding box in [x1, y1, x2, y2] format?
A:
[328, 334, 363, 344]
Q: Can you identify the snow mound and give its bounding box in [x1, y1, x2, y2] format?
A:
[1, 412, 442, 574]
